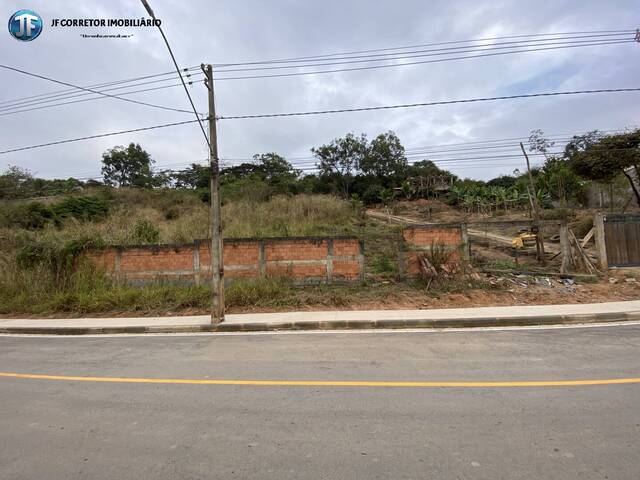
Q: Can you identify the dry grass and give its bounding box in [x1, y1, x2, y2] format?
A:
[223, 194, 358, 238]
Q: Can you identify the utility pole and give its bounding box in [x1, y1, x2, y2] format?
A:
[520, 142, 546, 265]
[202, 64, 224, 324]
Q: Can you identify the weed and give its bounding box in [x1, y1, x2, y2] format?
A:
[132, 219, 160, 244]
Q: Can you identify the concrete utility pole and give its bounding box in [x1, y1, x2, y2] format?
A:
[202, 64, 225, 324]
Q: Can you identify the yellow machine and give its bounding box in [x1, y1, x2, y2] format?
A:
[511, 229, 538, 249]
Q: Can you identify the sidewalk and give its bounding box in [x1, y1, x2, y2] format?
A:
[1, 300, 640, 335]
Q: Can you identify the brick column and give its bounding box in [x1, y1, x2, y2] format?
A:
[326, 239, 334, 283]
[258, 240, 266, 278]
[115, 248, 122, 281]
[460, 223, 470, 263]
[193, 240, 201, 285]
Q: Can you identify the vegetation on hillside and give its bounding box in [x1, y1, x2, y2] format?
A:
[1, 127, 638, 315]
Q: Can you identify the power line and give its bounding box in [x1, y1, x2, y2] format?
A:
[139, 0, 210, 149]
[0, 66, 200, 108]
[0, 70, 204, 112]
[0, 64, 197, 115]
[212, 41, 634, 81]
[211, 29, 635, 67]
[0, 119, 200, 156]
[220, 129, 634, 161]
[218, 87, 640, 120]
[0, 82, 198, 117]
[2, 87, 636, 156]
[212, 36, 632, 73]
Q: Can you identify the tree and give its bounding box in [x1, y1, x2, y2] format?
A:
[312, 133, 367, 197]
[360, 131, 407, 179]
[566, 129, 640, 207]
[101, 143, 154, 188]
[0, 166, 34, 198]
[538, 157, 584, 207]
[487, 175, 517, 189]
[172, 163, 210, 189]
[252, 153, 299, 188]
[528, 129, 555, 159]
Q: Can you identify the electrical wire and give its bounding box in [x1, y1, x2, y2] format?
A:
[0, 70, 204, 112]
[0, 64, 197, 115]
[0, 66, 200, 108]
[0, 119, 200, 156]
[139, 0, 210, 149]
[0, 82, 197, 117]
[211, 36, 633, 73]
[213, 41, 634, 81]
[218, 87, 640, 120]
[211, 29, 635, 66]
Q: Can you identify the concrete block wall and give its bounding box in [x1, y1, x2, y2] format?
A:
[81, 236, 364, 285]
[400, 224, 469, 276]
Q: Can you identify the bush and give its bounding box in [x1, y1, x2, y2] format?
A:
[542, 207, 573, 221]
[52, 196, 109, 222]
[0, 202, 54, 229]
[15, 235, 102, 285]
[362, 184, 383, 205]
[132, 219, 160, 244]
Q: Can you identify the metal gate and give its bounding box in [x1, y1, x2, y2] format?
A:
[603, 214, 640, 267]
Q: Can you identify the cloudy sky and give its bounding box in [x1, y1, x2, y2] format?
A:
[0, 0, 638, 181]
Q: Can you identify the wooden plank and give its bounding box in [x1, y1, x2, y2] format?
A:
[624, 222, 640, 265]
[580, 227, 595, 248]
[604, 222, 623, 266]
[617, 223, 629, 265]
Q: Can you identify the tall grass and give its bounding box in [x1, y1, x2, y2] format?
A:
[223, 194, 358, 237]
[0, 258, 353, 315]
[0, 191, 365, 314]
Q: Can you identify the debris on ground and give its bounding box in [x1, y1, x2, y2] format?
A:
[483, 271, 584, 293]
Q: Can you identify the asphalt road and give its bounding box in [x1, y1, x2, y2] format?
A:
[1, 324, 639, 479]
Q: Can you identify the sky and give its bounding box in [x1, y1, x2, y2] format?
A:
[0, 0, 638, 181]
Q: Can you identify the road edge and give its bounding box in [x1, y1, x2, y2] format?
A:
[1, 310, 639, 335]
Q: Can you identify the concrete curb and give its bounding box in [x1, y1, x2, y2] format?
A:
[1, 311, 639, 335]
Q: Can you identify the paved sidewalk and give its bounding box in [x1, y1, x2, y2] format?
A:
[1, 300, 640, 334]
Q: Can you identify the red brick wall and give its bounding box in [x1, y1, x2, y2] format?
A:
[81, 237, 363, 284]
[402, 225, 467, 275]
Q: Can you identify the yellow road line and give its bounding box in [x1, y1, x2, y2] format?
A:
[1, 372, 639, 388]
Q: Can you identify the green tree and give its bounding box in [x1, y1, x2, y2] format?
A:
[360, 131, 407, 179]
[0, 166, 34, 199]
[252, 153, 299, 191]
[101, 143, 154, 188]
[172, 163, 210, 189]
[566, 130, 640, 207]
[538, 157, 584, 206]
[312, 133, 367, 197]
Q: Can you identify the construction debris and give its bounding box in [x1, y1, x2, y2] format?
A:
[566, 228, 600, 275]
[484, 271, 583, 293]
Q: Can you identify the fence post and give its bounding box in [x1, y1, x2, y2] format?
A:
[397, 229, 406, 279]
[193, 240, 201, 285]
[559, 222, 572, 274]
[460, 223, 470, 263]
[115, 248, 122, 282]
[594, 213, 608, 271]
[326, 239, 334, 284]
[258, 240, 266, 278]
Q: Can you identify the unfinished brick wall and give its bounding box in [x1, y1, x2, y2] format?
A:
[81, 236, 364, 285]
[400, 224, 469, 276]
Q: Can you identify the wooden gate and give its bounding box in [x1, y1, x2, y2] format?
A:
[603, 214, 640, 267]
